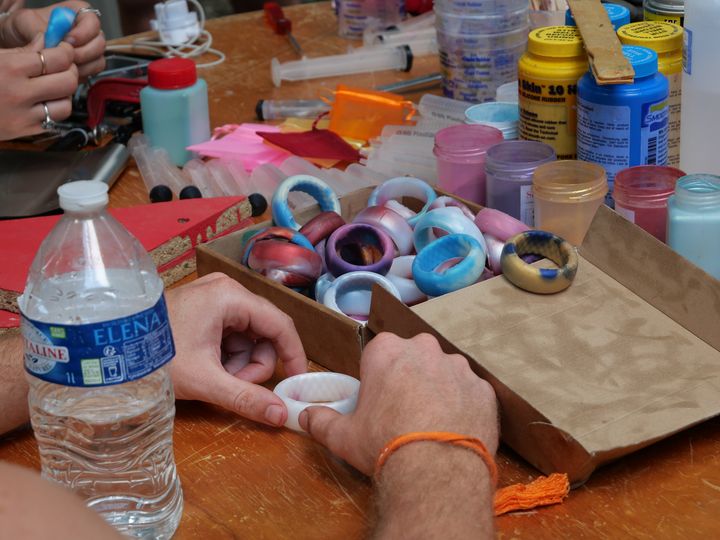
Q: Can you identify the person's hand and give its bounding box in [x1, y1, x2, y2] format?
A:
[0, 34, 77, 140]
[166, 273, 308, 427]
[0, 0, 23, 14]
[299, 332, 498, 476]
[2, 1, 105, 78]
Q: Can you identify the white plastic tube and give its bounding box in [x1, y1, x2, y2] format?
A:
[418, 93, 471, 124]
[271, 46, 412, 87]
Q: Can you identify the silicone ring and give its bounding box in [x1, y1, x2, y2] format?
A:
[314, 272, 335, 301]
[322, 271, 401, 323]
[325, 223, 395, 277]
[474, 208, 529, 243]
[272, 174, 341, 231]
[241, 226, 314, 266]
[484, 233, 504, 275]
[413, 207, 487, 254]
[383, 199, 417, 221]
[353, 205, 415, 256]
[428, 196, 476, 221]
[247, 240, 322, 287]
[413, 234, 486, 297]
[386, 256, 427, 306]
[273, 372, 361, 432]
[501, 230, 578, 294]
[299, 211, 346, 245]
[368, 177, 437, 227]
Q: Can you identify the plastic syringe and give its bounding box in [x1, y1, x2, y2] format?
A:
[255, 99, 329, 121]
[271, 45, 413, 87]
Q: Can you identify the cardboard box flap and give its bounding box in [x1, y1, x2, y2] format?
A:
[369, 207, 720, 483]
[581, 205, 720, 352]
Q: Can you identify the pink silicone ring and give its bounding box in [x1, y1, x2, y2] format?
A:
[473, 208, 529, 243]
[353, 205, 415, 256]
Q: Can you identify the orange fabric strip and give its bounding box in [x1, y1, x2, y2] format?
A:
[374, 431, 570, 516]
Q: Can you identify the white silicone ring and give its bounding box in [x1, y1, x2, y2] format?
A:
[273, 372, 361, 432]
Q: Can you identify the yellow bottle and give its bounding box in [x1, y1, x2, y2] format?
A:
[518, 26, 588, 160]
[618, 22, 683, 167]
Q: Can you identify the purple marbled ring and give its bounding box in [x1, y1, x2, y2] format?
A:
[325, 223, 395, 277]
[353, 205, 414, 256]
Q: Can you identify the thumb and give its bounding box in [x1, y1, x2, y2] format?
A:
[212, 370, 289, 427]
[299, 406, 350, 457]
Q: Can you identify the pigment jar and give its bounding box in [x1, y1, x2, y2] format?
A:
[643, 0, 684, 26]
[465, 102, 520, 140]
[434, 124, 504, 205]
[613, 165, 685, 242]
[667, 174, 720, 279]
[518, 26, 588, 160]
[140, 58, 210, 166]
[485, 140, 556, 226]
[532, 160, 608, 245]
[618, 22, 683, 167]
[577, 45, 669, 204]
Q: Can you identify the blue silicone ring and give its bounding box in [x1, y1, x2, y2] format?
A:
[272, 175, 341, 231]
[367, 177, 437, 227]
[413, 234, 487, 297]
[413, 207, 488, 254]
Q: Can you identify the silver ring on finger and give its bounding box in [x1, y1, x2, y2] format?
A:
[76, 7, 101, 18]
[38, 51, 47, 76]
[41, 102, 57, 132]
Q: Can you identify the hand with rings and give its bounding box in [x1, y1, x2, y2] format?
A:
[2, 1, 105, 79]
[0, 33, 77, 140]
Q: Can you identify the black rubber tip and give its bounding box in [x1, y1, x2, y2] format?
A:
[179, 185, 203, 199]
[255, 99, 265, 121]
[249, 193, 268, 217]
[149, 185, 173, 203]
[401, 45, 414, 73]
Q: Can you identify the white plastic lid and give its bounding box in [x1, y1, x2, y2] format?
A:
[58, 181, 109, 212]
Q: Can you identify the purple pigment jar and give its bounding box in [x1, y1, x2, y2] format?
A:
[485, 140, 556, 226]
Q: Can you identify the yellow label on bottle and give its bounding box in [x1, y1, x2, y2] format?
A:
[644, 9, 683, 26]
[519, 78, 580, 160]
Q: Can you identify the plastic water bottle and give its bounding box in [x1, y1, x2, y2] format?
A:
[19, 181, 183, 539]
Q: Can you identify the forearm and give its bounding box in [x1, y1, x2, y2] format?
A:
[373, 443, 495, 540]
[0, 333, 30, 436]
[0, 462, 123, 539]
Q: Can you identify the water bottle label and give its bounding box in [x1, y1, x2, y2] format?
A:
[21, 295, 175, 387]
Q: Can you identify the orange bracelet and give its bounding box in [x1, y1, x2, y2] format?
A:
[374, 431, 498, 486]
[374, 431, 571, 517]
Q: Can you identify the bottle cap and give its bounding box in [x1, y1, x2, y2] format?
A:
[147, 58, 198, 90]
[528, 26, 584, 58]
[58, 180, 109, 212]
[622, 45, 659, 78]
[617, 22, 683, 54]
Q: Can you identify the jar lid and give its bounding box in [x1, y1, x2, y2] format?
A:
[617, 22, 683, 54]
[528, 26, 584, 58]
[622, 45, 659, 78]
[148, 58, 198, 90]
[566, 4, 630, 27]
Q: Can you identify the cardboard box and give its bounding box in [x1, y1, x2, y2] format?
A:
[197, 191, 720, 485]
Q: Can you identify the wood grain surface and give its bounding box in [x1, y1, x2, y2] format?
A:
[2, 3, 720, 538]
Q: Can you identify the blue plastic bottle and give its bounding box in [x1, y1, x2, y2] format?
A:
[577, 45, 669, 204]
[140, 58, 210, 166]
[566, 3, 631, 30]
[667, 174, 720, 280]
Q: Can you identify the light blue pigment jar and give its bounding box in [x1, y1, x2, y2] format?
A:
[565, 3, 631, 30]
[667, 174, 720, 280]
[577, 45, 669, 205]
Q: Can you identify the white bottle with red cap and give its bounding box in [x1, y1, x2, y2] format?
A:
[140, 57, 210, 166]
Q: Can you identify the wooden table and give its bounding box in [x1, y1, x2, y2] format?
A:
[3, 3, 720, 538]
